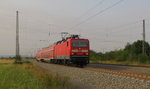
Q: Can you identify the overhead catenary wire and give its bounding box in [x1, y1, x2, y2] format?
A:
[106, 20, 142, 32]
[81, 19, 143, 37]
[83, 20, 142, 34]
[70, 0, 125, 30]
[81, 19, 145, 47]
[74, 0, 105, 21]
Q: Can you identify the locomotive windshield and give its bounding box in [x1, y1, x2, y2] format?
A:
[72, 40, 88, 47]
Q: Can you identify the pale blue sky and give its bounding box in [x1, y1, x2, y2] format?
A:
[0, 0, 150, 56]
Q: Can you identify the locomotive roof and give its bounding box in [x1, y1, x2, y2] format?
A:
[55, 38, 88, 45]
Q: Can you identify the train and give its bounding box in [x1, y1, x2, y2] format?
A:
[36, 35, 90, 67]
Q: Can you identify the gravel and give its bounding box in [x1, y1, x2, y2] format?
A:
[33, 61, 150, 89]
[87, 64, 150, 75]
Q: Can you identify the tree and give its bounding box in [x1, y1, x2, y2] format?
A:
[125, 40, 150, 55]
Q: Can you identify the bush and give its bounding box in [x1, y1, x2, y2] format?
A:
[138, 54, 149, 63]
[90, 50, 101, 61]
[115, 50, 128, 61]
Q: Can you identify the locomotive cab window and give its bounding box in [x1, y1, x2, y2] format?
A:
[72, 40, 88, 47]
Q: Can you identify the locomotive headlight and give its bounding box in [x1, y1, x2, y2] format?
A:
[81, 50, 88, 52]
[72, 50, 79, 52]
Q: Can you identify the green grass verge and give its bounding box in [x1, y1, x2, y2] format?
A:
[0, 60, 78, 89]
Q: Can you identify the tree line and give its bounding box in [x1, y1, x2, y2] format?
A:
[90, 40, 150, 64]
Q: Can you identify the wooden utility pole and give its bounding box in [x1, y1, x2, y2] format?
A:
[142, 19, 145, 54]
[16, 11, 21, 61]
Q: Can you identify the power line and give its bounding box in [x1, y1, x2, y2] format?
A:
[106, 20, 142, 32]
[86, 37, 134, 44]
[70, 0, 124, 30]
[84, 20, 142, 34]
[74, 0, 105, 21]
[108, 23, 141, 34]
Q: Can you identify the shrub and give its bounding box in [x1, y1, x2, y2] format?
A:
[116, 50, 128, 61]
[138, 54, 149, 63]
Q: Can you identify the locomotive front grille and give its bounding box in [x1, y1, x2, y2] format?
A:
[71, 55, 89, 65]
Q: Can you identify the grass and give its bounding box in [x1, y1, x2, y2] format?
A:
[0, 59, 79, 89]
[90, 60, 150, 66]
[0, 59, 14, 64]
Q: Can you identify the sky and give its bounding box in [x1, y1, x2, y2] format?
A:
[0, 0, 150, 57]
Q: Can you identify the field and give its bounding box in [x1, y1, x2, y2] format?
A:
[0, 59, 78, 89]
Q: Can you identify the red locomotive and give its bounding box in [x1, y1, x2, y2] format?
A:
[36, 35, 90, 66]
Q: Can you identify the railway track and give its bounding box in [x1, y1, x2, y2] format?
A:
[83, 67, 150, 81]
[34, 60, 150, 82]
[90, 63, 150, 68]
[33, 60, 150, 89]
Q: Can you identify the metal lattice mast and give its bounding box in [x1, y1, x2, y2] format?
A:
[142, 20, 145, 54]
[16, 11, 21, 60]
